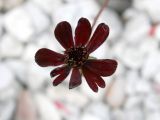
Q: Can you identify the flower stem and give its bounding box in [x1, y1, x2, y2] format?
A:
[92, 0, 109, 28]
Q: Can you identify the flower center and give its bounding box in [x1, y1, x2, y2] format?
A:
[65, 46, 89, 68]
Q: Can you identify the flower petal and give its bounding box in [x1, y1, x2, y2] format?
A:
[35, 48, 65, 67]
[86, 23, 109, 53]
[52, 67, 70, 86]
[83, 66, 105, 89]
[82, 67, 98, 92]
[54, 21, 74, 49]
[75, 18, 91, 46]
[69, 68, 82, 89]
[50, 66, 67, 78]
[84, 59, 117, 76]
[94, 76, 105, 88]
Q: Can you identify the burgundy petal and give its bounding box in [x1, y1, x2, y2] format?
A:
[35, 48, 65, 67]
[83, 66, 105, 88]
[75, 18, 91, 46]
[69, 68, 82, 89]
[54, 21, 74, 49]
[84, 59, 117, 76]
[82, 67, 98, 92]
[94, 76, 105, 88]
[50, 66, 67, 78]
[86, 23, 109, 53]
[52, 67, 70, 86]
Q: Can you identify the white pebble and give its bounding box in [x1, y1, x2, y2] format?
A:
[24, 2, 50, 33]
[144, 94, 160, 112]
[21, 44, 39, 62]
[0, 63, 14, 90]
[4, 6, 34, 42]
[142, 51, 160, 79]
[32, 0, 62, 14]
[146, 112, 160, 120]
[106, 79, 126, 108]
[34, 93, 61, 120]
[0, 100, 16, 120]
[2, 0, 24, 10]
[155, 24, 160, 40]
[124, 108, 144, 120]
[0, 34, 23, 58]
[154, 71, 160, 84]
[125, 70, 140, 95]
[35, 32, 63, 52]
[80, 76, 108, 101]
[15, 90, 37, 120]
[125, 96, 142, 109]
[90, 42, 108, 59]
[133, 0, 160, 22]
[52, 0, 99, 26]
[81, 102, 110, 120]
[5, 59, 27, 83]
[27, 63, 49, 91]
[0, 14, 3, 37]
[4, 2, 49, 42]
[135, 80, 151, 95]
[47, 86, 89, 109]
[123, 11, 150, 43]
[98, 8, 123, 40]
[112, 109, 125, 120]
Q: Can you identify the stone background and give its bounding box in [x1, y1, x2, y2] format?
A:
[0, 0, 160, 120]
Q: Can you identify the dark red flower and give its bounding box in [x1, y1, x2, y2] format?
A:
[35, 18, 117, 92]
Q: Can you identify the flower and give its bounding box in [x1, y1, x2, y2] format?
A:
[35, 18, 117, 92]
